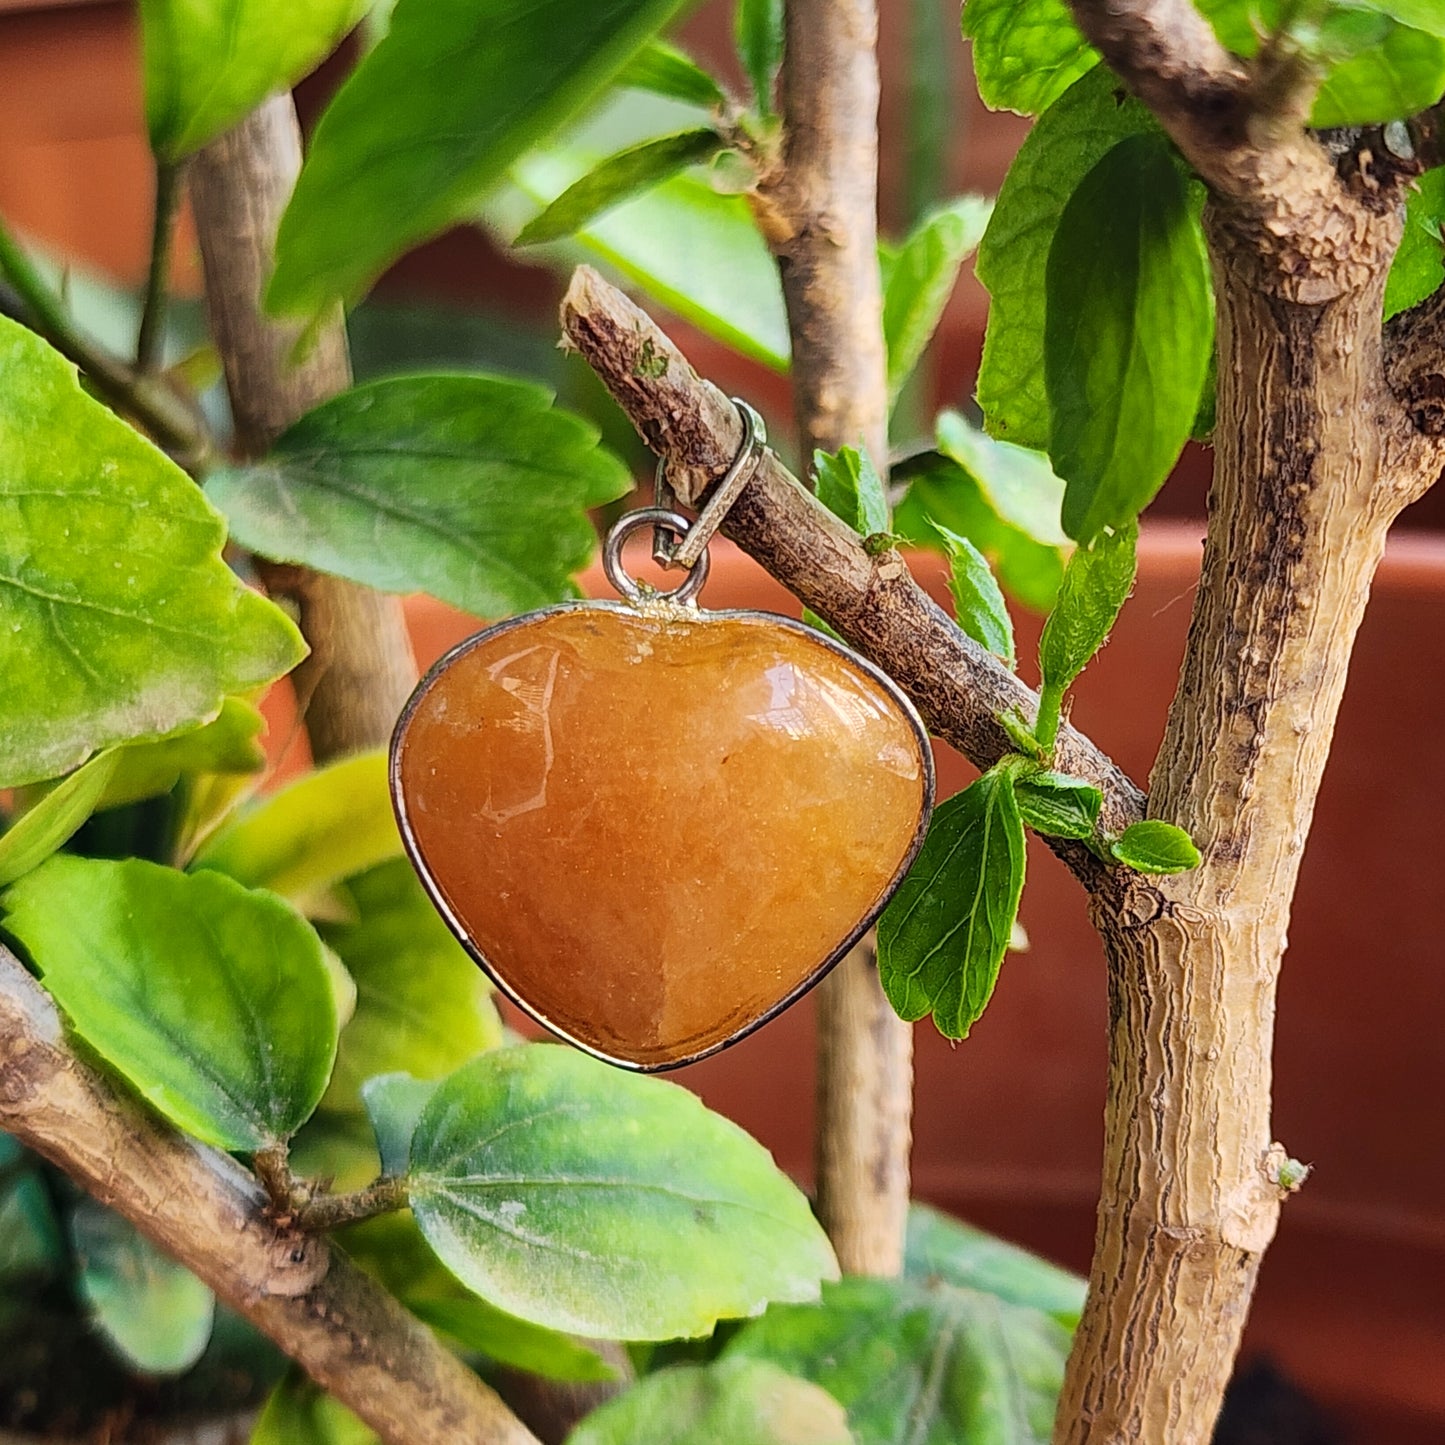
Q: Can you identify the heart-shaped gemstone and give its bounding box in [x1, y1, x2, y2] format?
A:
[392, 602, 932, 1069]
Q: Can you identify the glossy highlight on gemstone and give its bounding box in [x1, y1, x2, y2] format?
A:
[392, 602, 933, 1069]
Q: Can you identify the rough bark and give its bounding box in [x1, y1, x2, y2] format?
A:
[188, 95, 416, 762]
[0, 947, 538, 1445]
[1050, 3, 1445, 1437]
[751, 0, 911, 1278]
[560, 269, 1144, 870]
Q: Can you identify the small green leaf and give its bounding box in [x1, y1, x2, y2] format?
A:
[935, 412, 1070, 549]
[321, 859, 504, 1118]
[99, 697, 267, 811]
[1012, 769, 1101, 839]
[893, 453, 1065, 613]
[813, 446, 890, 537]
[1110, 820, 1201, 874]
[207, 375, 629, 621]
[191, 751, 400, 905]
[1385, 168, 1445, 320]
[5, 856, 337, 1151]
[361, 1073, 438, 1178]
[883, 197, 994, 401]
[0, 317, 305, 789]
[1038, 522, 1137, 695]
[269, 0, 690, 316]
[735, 0, 785, 115]
[962, 0, 1098, 115]
[517, 129, 723, 244]
[253, 1370, 379, 1445]
[1045, 134, 1212, 541]
[571, 1357, 853, 1445]
[877, 768, 1027, 1040]
[936, 527, 1015, 667]
[140, 0, 367, 159]
[905, 1203, 1088, 1328]
[0, 751, 120, 887]
[408, 1045, 838, 1340]
[1357, 0, 1445, 35]
[340, 1211, 616, 1381]
[976, 67, 1156, 452]
[618, 41, 728, 108]
[71, 1200, 215, 1375]
[0, 1138, 64, 1286]
[1195, 0, 1445, 123]
[728, 1276, 1071, 1445]
[501, 156, 790, 370]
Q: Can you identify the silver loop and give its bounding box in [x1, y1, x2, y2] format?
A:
[604, 507, 711, 605]
[652, 397, 767, 571]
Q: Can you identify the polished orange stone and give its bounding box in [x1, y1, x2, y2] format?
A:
[393, 603, 931, 1069]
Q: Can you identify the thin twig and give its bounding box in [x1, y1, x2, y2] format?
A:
[136, 157, 186, 372]
[0, 215, 210, 465]
[560, 269, 1145, 876]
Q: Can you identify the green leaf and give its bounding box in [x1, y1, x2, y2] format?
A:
[206, 375, 629, 619]
[893, 452, 1066, 613]
[1313, 24, 1445, 124]
[905, 1203, 1087, 1328]
[618, 42, 729, 108]
[269, 0, 690, 316]
[936, 528, 1015, 667]
[936, 411, 1069, 548]
[253, 1371, 379, 1445]
[735, 0, 785, 115]
[140, 0, 367, 159]
[962, 0, 1098, 115]
[517, 129, 723, 245]
[1110, 819, 1201, 874]
[0, 317, 305, 789]
[1038, 522, 1137, 695]
[320, 859, 504, 1118]
[408, 1045, 838, 1340]
[340, 1211, 616, 1381]
[1012, 769, 1101, 840]
[813, 447, 890, 537]
[502, 157, 790, 370]
[877, 768, 1027, 1040]
[884, 197, 994, 402]
[191, 751, 400, 905]
[71, 1200, 215, 1375]
[99, 697, 267, 811]
[728, 1276, 1072, 1445]
[0, 1138, 64, 1286]
[362, 1073, 438, 1178]
[4, 855, 338, 1151]
[0, 751, 120, 887]
[1358, 0, 1445, 35]
[976, 67, 1156, 452]
[1045, 134, 1212, 542]
[1386, 169, 1445, 320]
[571, 1357, 853, 1444]
[1195, 0, 1445, 124]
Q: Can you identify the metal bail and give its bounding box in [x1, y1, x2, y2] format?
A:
[603, 507, 711, 605]
[651, 397, 767, 571]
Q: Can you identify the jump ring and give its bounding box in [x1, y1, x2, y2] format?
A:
[603, 508, 711, 606]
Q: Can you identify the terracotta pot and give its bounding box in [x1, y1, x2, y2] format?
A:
[401, 524, 1445, 1443]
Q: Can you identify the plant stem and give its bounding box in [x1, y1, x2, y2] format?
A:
[0, 945, 540, 1445]
[135, 158, 185, 372]
[0, 216, 210, 466]
[187, 96, 417, 762]
[296, 1176, 409, 1231]
[1034, 683, 1063, 754]
[760, 0, 909, 1277]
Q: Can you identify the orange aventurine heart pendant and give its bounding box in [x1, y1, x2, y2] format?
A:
[390, 413, 933, 1070]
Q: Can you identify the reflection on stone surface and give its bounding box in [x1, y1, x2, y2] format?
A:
[395, 604, 930, 1068]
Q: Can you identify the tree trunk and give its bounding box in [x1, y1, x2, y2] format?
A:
[1054, 204, 1410, 1442]
[766, 0, 914, 1280]
[188, 95, 416, 762]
